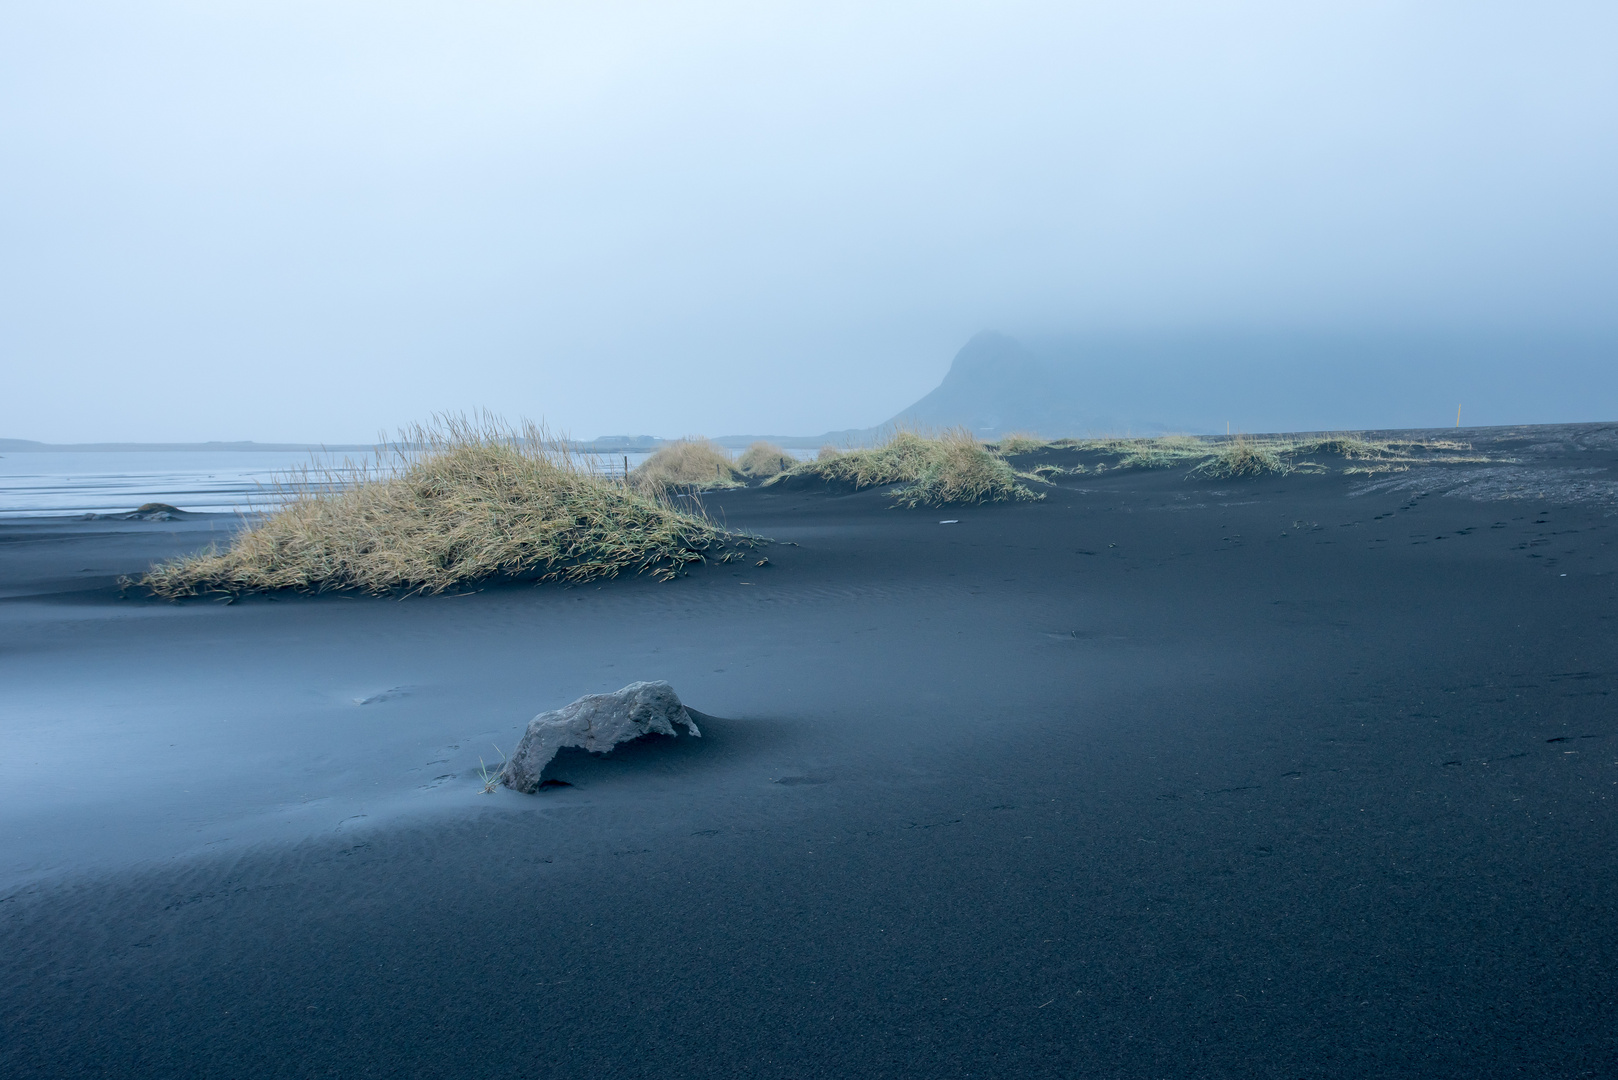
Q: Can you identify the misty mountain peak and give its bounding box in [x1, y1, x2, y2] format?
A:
[940, 332, 1045, 387]
[889, 331, 1055, 434]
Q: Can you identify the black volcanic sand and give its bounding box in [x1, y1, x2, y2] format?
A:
[3, 424, 1616, 1078]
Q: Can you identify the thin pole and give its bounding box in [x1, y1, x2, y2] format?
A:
[1456, 404, 1461, 429]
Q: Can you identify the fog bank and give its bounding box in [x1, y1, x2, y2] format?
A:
[3, 2, 1615, 442]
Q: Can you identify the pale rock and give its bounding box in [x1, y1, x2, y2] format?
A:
[501, 681, 700, 793]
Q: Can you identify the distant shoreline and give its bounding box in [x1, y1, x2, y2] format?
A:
[2, 420, 1599, 457]
[0, 439, 377, 454]
[0, 435, 840, 454]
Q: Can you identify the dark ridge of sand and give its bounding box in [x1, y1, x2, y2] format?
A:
[2, 424, 1616, 1078]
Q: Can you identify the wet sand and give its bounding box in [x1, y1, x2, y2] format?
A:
[2, 424, 1616, 1078]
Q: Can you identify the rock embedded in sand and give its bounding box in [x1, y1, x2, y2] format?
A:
[501, 681, 700, 793]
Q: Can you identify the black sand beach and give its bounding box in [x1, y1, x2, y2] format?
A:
[3, 425, 1616, 1078]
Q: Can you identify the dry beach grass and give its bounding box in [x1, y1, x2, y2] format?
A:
[629, 437, 742, 496]
[771, 427, 1042, 507]
[1193, 434, 1291, 478]
[137, 417, 742, 597]
[134, 421, 1496, 599]
[1020, 431, 1494, 477]
[989, 431, 1047, 455]
[736, 441, 797, 479]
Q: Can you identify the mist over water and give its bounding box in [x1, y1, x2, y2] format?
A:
[0, 450, 676, 517]
[0, 450, 328, 517]
[3, 2, 1615, 442]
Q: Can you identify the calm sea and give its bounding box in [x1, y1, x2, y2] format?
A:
[0, 450, 658, 517]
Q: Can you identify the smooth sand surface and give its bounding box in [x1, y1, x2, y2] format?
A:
[2, 425, 1615, 1077]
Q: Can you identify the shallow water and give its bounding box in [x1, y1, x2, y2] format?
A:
[0, 451, 341, 516]
[0, 450, 660, 516]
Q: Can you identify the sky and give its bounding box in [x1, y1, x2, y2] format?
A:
[2, 1, 1616, 443]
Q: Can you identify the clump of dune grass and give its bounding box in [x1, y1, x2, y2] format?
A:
[817, 445, 842, 461]
[736, 441, 797, 479]
[768, 428, 1040, 507]
[1291, 435, 1385, 459]
[991, 431, 1047, 455]
[1194, 435, 1292, 478]
[899, 430, 1040, 507]
[137, 416, 746, 598]
[1116, 435, 1209, 469]
[630, 438, 741, 496]
[1257, 433, 1493, 475]
[1288, 434, 1491, 469]
[1049, 431, 1495, 479]
[1052, 435, 1212, 470]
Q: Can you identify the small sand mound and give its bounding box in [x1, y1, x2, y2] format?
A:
[1195, 436, 1292, 478]
[631, 438, 740, 496]
[138, 417, 745, 597]
[991, 432, 1046, 455]
[770, 429, 1039, 507]
[736, 441, 797, 479]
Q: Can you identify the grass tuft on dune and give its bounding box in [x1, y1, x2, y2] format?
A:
[630, 438, 741, 496]
[138, 417, 744, 598]
[1192, 435, 1291, 478]
[1117, 435, 1209, 470]
[991, 432, 1048, 455]
[736, 441, 797, 479]
[1047, 432, 1489, 477]
[770, 428, 1041, 507]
